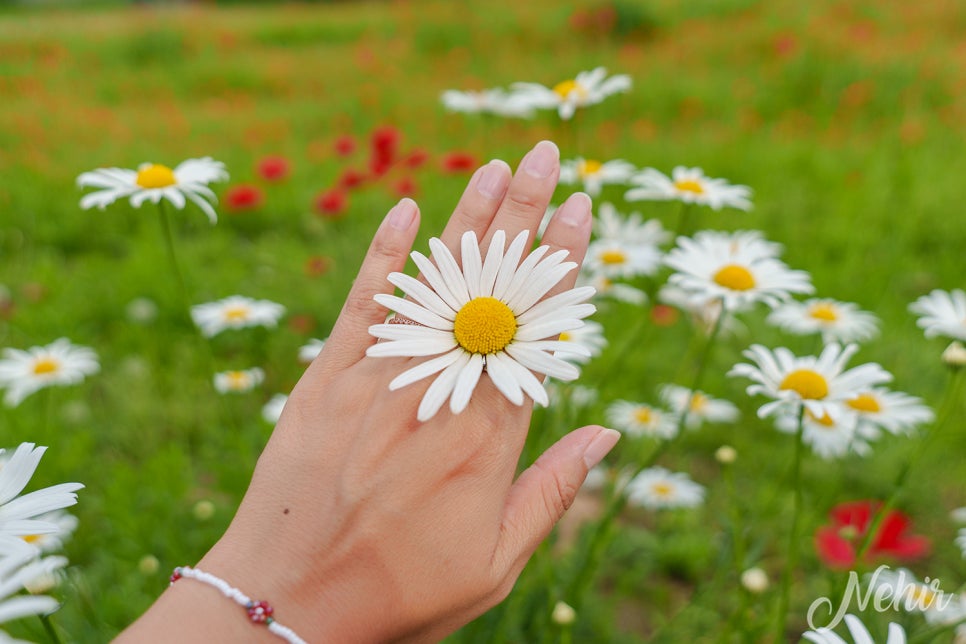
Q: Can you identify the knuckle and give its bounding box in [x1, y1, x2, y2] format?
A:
[503, 188, 545, 214]
[535, 460, 577, 521]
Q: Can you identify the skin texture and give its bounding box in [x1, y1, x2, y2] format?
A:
[118, 140, 619, 643]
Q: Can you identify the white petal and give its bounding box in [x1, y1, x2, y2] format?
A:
[418, 353, 470, 421]
[365, 337, 456, 358]
[479, 230, 506, 296]
[367, 323, 455, 341]
[526, 340, 592, 357]
[450, 353, 485, 414]
[501, 245, 552, 306]
[515, 287, 596, 325]
[515, 317, 584, 342]
[461, 231, 483, 299]
[411, 251, 464, 312]
[505, 344, 580, 381]
[386, 272, 456, 319]
[499, 353, 549, 406]
[389, 349, 464, 390]
[429, 237, 471, 307]
[373, 294, 453, 330]
[508, 261, 577, 312]
[492, 230, 530, 300]
[485, 352, 524, 405]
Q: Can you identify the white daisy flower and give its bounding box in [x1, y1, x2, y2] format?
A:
[261, 394, 288, 424]
[213, 367, 264, 394]
[191, 295, 285, 338]
[844, 387, 934, 436]
[658, 384, 739, 430]
[624, 467, 705, 510]
[956, 528, 966, 558]
[583, 203, 667, 279]
[440, 88, 534, 118]
[367, 230, 596, 421]
[803, 614, 905, 644]
[767, 298, 879, 344]
[866, 568, 963, 625]
[298, 338, 327, 364]
[625, 166, 752, 211]
[728, 343, 893, 421]
[909, 289, 966, 341]
[510, 67, 631, 120]
[775, 405, 868, 459]
[0, 444, 83, 558]
[657, 284, 744, 336]
[577, 273, 647, 305]
[554, 320, 606, 364]
[606, 401, 678, 439]
[559, 158, 636, 197]
[17, 510, 77, 555]
[546, 382, 598, 409]
[952, 507, 966, 524]
[664, 230, 813, 311]
[0, 554, 67, 630]
[0, 339, 99, 407]
[77, 157, 228, 224]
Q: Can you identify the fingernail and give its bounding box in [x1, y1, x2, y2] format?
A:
[555, 192, 592, 227]
[387, 198, 416, 230]
[522, 140, 559, 179]
[582, 428, 620, 470]
[476, 160, 510, 200]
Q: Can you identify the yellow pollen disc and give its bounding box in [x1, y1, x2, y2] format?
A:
[808, 303, 839, 322]
[135, 164, 177, 189]
[553, 79, 587, 99]
[558, 331, 572, 342]
[907, 586, 937, 605]
[633, 407, 653, 424]
[674, 179, 705, 194]
[805, 409, 836, 427]
[578, 159, 602, 178]
[223, 306, 250, 322]
[22, 534, 41, 544]
[227, 372, 248, 387]
[779, 369, 829, 400]
[453, 297, 517, 355]
[847, 393, 881, 413]
[689, 393, 707, 412]
[713, 264, 756, 291]
[652, 482, 673, 497]
[600, 249, 627, 265]
[32, 357, 59, 375]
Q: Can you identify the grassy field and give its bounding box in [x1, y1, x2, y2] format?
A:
[1, 0, 965, 641]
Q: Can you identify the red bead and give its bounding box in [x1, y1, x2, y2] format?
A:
[169, 570, 182, 584]
[247, 600, 274, 623]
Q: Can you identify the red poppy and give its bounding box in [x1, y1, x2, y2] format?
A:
[815, 500, 930, 569]
[370, 125, 400, 157]
[224, 184, 264, 211]
[403, 148, 430, 169]
[314, 188, 348, 218]
[337, 168, 367, 190]
[333, 135, 356, 157]
[304, 255, 332, 278]
[287, 314, 316, 335]
[440, 151, 478, 174]
[392, 176, 418, 198]
[650, 304, 679, 327]
[256, 155, 290, 182]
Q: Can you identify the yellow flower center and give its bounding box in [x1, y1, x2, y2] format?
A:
[32, 357, 59, 375]
[674, 179, 705, 194]
[808, 303, 839, 322]
[847, 393, 881, 413]
[806, 409, 836, 427]
[652, 482, 673, 497]
[689, 393, 708, 412]
[907, 585, 938, 606]
[600, 249, 627, 265]
[553, 79, 587, 100]
[779, 369, 829, 400]
[453, 297, 517, 355]
[558, 331, 572, 342]
[713, 264, 756, 291]
[578, 159, 602, 178]
[226, 371, 248, 388]
[135, 164, 177, 189]
[22, 534, 41, 544]
[634, 407, 653, 424]
[223, 306, 251, 322]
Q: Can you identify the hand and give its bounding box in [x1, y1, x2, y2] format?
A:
[119, 140, 619, 643]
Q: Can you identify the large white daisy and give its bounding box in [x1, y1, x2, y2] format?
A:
[213, 367, 264, 394]
[559, 157, 636, 197]
[658, 384, 739, 430]
[0, 554, 67, 630]
[767, 298, 879, 344]
[664, 230, 813, 311]
[605, 401, 678, 439]
[554, 320, 607, 365]
[728, 343, 893, 421]
[440, 88, 534, 118]
[77, 157, 228, 224]
[510, 67, 631, 120]
[909, 289, 966, 341]
[191, 295, 285, 338]
[0, 339, 99, 407]
[775, 406, 868, 459]
[625, 166, 752, 211]
[844, 387, 934, 436]
[624, 467, 705, 510]
[367, 230, 596, 421]
[803, 614, 905, 644]
[583, 203, 667, 279]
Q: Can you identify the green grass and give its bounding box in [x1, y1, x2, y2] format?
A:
[1, 0, 965, 641]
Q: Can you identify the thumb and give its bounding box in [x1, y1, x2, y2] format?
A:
[494, 425, 621, 576]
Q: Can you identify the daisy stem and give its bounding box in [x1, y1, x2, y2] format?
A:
[773, 405, 806, 643]
[156, 201, 190, 315]
[854, 367, 964, 561]
[675, 203, 694, 239]
[39, 614, 63, 644]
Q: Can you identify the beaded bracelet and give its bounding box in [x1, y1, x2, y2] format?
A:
[170, 566, 308, 644]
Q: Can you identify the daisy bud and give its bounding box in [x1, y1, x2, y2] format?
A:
[551, 600, 576, 626]
[740, 567, 769, 593]
[715, 445, 737, 464]
[193, 500, 215, 521]
[139, 555, 160, 575]
[942, 341, 966, 368]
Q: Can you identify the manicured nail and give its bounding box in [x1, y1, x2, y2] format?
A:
[555, 192, 592, 227]
[522, 140, 559, 179]
[582, 427, 621, 469]
[387, 198, 417, 230]
[476, 160, 510, 200]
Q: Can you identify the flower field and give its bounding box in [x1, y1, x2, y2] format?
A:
[1, 0, 965, 641]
